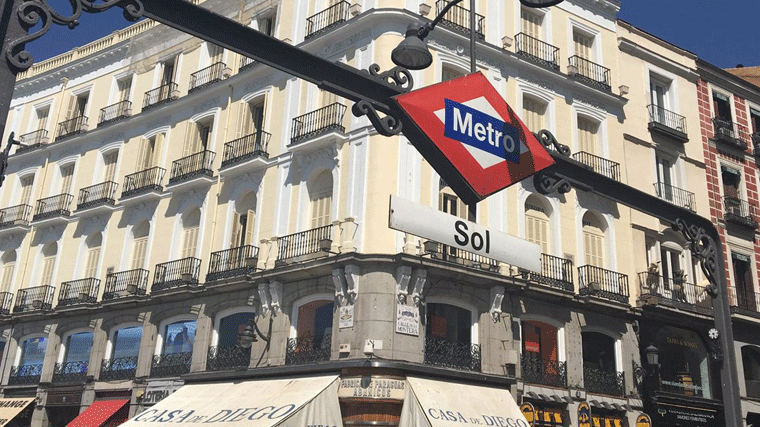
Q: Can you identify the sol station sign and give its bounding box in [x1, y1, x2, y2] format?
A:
[393, 72, 554, 204]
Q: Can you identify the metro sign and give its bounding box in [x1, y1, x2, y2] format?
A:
[393, 72, 554, 204]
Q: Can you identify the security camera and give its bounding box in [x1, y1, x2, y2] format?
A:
[363, 340, 375, 357]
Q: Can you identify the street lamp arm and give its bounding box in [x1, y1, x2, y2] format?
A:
[427, 0, 465, 34]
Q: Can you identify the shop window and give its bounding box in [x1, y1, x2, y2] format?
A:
[62, 331, 93, 366]
[652, 326, 711, 398]
[111, 326, 142, 360]
[19, 336, 47, 367]
[217, 312, 255, 347]
[742, 346, 760, 398]
[522, 402, 565, 427]
[161, 320, 196, 355]
[296, 299, 334, 341]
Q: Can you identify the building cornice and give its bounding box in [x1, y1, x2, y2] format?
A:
[617, 37, 698, 82]
[697, 58, 760, 103]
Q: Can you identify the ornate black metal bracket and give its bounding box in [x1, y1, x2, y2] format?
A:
[0, 133, 20, 187]
[364, 64, 414, 93]
[533, 130, 572, 195]
[7, 0, 144, 72]
[672, 218, 719, 298]
[352, 100, 402, 136]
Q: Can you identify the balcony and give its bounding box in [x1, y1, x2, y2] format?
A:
[77, 181, 118, 211]
[189, 62, 229, 93]
[14, 285, 55, 313]
[8, 364, 43, 385]
[55, 116, 88, 141]
[57, 278, 99, 307]
[33, 193, 73, 221]
[304, 1, 350, 39]
[152, 257, 202, 292]
[638, 272, 712, 312]
[435, 0, 484, 39]
[275, 224, 333, 267]
[207, 245, 259, 282]
[122, 167, 165, 199]
[568, 56, 611, 91]
[168, 150, 215, 186]
[291, 103, 347, 145]
[647, 104, 688, 142]
[102, 268, 149, 300]
[730, 287, 760, 317]
[724, 196, 758, 229]
[424, 241, 499, 273]
[521, 253, 574, 292]
[654, 182, 696, 212]
[713, 117, 749, 151]
[424, 336, 481, 372]
[239, 56, 257, 72]
[221, 131, 270, 169]
[571, 152, 620, 181]
[100, 357, 137, 381]
[16, 129, 49, 154]
[0, 292, 12, 315]
[285, 334, 331, 365]
[151, 352, 192, 377]
[514, 33, 559, 71]
[52, 361, 89, 383]
[0, 204, 32, 229]
[754, 133, 760, 157]
[99, 100, 132, 126]
[143, 82, 179, 111]
[583, 366, 625, 397]
[578, 265, 629, 304]
[521, 353, 567, 388]
[207, 345, 251, 371]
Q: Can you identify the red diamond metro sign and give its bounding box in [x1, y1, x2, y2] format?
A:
[392, 72, 554, 204]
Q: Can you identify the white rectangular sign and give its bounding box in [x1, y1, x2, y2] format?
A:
[389, 195, 541, 272]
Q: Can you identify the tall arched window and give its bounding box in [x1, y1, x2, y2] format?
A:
[582, 211, 605, 268]
[160, 319, 196, 355]
[743, 346, 760, 398]
[577, 116, 599, 155]
[0, 250, 16, 292]
[288, 298, 334, 364]
[582, 331, 622, 395]
[309, 171, 332, 228]
[57, 331, 93, 380]
[101, 325, 142, 381]
[424, 302, 478, 370]
[231, 192, 256, 248]
[40, 242, 58, 286]
[208, 310, 255, 371]
[84, 233, 102, 279]
[131, 221, 150, 269]
[181, 209, 201, 258]
[521, 320, 563, 387]
[13, 336, 47, 382]
[525, 195, 550, 254]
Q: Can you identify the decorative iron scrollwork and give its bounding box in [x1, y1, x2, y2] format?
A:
[533, 168, 571, 195]
[7, 0, 143, 71]
[672, 219, 719, 298]
[708, 329, 723, 362]
[364, 64, 413, 92]
[352, 100, 402, 136]
[536, 129, 571, 157]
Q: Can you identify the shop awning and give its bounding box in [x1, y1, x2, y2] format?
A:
[66, 399, 129, 427]
[399, 377, 528, 427]
[0, 397, 35, 427]
[121, 375, 342, 427]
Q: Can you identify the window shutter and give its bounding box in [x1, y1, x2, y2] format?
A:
[65, 94, 77, 121]
[60, 165, 74, 195]
[230, 213, 242, 248]
[523, 97, 544, 132]
[521, 9, 541, 38]
[41, 256, 56, 286]
[183, 123, 199, 157]
[20, 176, 34, 205]
[152, 133, 165, 167]
[244, 209, 255, 245]
[131, 237, 148, 270]
[117, 78, 132, 102]
[526, 214, 549, 254]
[584, 231, 604, 268]
[0, 263, 14, 292]
[573, 32, 592, 60]
[181, 226, 199, 258]
[578, 117, 597, 154]
[208, 44, 223, 64]
[311, 193, 331, 228]
[320, 89, 337, 108]
[104, 152, 118, 182]
[37, 108, 49, 131]
[85, 247, 100, 278]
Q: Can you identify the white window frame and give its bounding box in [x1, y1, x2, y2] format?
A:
[105, 323, 144, 360]
[57, 328, 95, 365]
[155, 315, 198, 356]
[289, 293, 335, 339]
[211, 306, 257, 347]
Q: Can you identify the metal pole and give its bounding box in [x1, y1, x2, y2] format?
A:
[0, 0, 27, 143]
[469, 0, 475, 73]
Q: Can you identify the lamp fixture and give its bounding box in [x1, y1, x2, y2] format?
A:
[237, 316, 269, 349]
[645, 344, 659, 367]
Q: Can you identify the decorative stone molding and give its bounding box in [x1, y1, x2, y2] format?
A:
[333, 268, 348, 306]
[269, 281, 282, 315]
[344, 265, 360, 304]
[419, 3, 431, 16]
[258, 283, 271, 317]
[339, 218, 357, 252]
[396, 266, 412, 304]
[489, 286, 505, 323]
[410, 269, 427, 307]
[333, 265, 360, 306]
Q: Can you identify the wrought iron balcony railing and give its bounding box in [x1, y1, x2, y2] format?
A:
[285, 334, 331, 365]
[0, 204, 32, 228]
[189, 62, 228, 93]
[654, 182, 696, 212]
[78, 181, 118, 210]
[521, 253, 574, 292]
[435, 0, 484, 39]
[17, 129, 49, 153]
[583, 366, 625, 396]
[521, 353, 567, 388]
[8, 364, 43, 385]
[514, 33, 559, 70]
[207, 245, 259, 282]
[100, 357, 138, 381]
[206, 345, 251, 371]
[151, 352, 192, 377]
[713, 117, 750, 151]
[729, 286, 760, 315]
[122, 167, 165, 198]
[221, 131, 270, 168]
[58, 278, 99, 307]
[724, 196, 759, 229]
[578, 265, 629, 303]
[425, 241, 499, 273]
[33, 193, 73, 221]
[275, 224, 333, 266]
[571, 151, 620, 181]
[304, 1, 350, 39]
[291, 103, 347, 143]
[143, 82, 178, 110]
[239, 56, 257, 72]
[647, 104, 687, 138]
[568, 55, 611, 91]
[52, 361, 89, 383]
[0, 292, 12, 315]
[169, 150, 215, 184]
[103, 268, 149, 300]
[99, 100, 132, 125]
[14, 285, 55, 313]
[152, 257, 202, 292]
[424, 336, 481, 372]
[56, 115, 88, 140]
[638, 272, 712, 311]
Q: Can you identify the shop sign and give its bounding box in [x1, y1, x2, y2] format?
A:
[578, 402, 591, 427]
[520, 403, 535, 424]
[0, 398, 34, 427]
[143, 380, 184, 405]
[655, 403, 719, 427]
[46, 389, 83, 406]
[338, 376, 405, 400]
[635, 414, 651, 427]
[396, 304, 420, 336]
[339, 305, 354, 329]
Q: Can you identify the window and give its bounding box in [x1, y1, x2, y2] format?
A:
[162, 320, 196, 355]
[111, 326, 142, 360]
[84, 233, 102, 279]
[40, 242, 57, 286]
[217, 312, 255, 347]
[733, 252, 756, 311]
[426, 303, 471, 344]
[237, 99, 265, 138]
[19, 337, 47, 367]
[103, 151, 118, 182]
[659, 246, 682, 291]
[742, 346, 760, 398]
[207, 43, 223, 64]
[751, 107, 760, 137]
[258, 14, 275, 36]
[131, 221, 150, 270]
[62, 332, 93, 366]
[439, 180, 475, 221]
[161, 56, 178, 85]
[650, 74, 672, 125]
[66, 92, 89, 120]
[181, 209, 201, 259]
[572, 30, 593, 60]
[184, 120, 213, 156]
[722, 165, 741, 199]
[521, 320, 562, 387]
[520, 8, 542, 38]
[442, 66, 464, 82]
[309, 171, 333, 228]
[19, 175, 33, 205]
[656, 154, 675, 202]
[137, 133, 164, 170]
[525, 197, 549, 254]
[60, 164, 74, 195]
[582, 332, 615, 373]
[522, 96, 546, 133]
[0, 251, 16, 292]
[231, 192, 256, 248]
[582, 212, 604, 268]
[320, 88, 337, 108]
[577, 116, 598, 154]
[116, 77, 132, 102]
[35, 106, 49, 131]
[652, 326, 711, 398]
[295, 299, 333, 351]
[712, 91, 732, 121]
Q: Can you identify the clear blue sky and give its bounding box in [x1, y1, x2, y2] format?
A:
[22, 1, 759, 70]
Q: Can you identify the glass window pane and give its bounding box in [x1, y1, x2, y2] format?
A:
[163, 320, 196, 354]
[219, 312, 255, 347]
[112, 326, 142, 359]
[20, 337, 47, 366]
[65, 332, 93, 363]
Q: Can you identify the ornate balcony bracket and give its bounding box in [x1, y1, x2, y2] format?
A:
[363, 64, 413, 92]
[352, 100, 402, 137]
[395, 266, 412, 304]
[489, 286, 504, 323]
[332, 265, 360, 306]
[394, 266, 427, 306]
[672, 218, 719, 298]
[533, 130, 572, 195]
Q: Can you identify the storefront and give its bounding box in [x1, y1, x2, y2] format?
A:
[45, 386, 84, 427]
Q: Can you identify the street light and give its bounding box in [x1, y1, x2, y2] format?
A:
[237, 317, 269, 349]
[645, 344, 659, 368]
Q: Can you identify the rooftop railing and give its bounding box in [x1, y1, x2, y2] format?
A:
[99, 100, 132, 125]
[724, 196, 759, 229]
[568, 55, 611, 91]
[424, 336, 481, 372]
[578, 265, 629, 303]
[14, 285, 55, 313]
[654, 182, 696, 212]
[189, 62, 227, 93]
[221, 131, 270, 168]
[152, 257, 202, 292]
[52, 361, 88, 383]
[122, 167, 165, 198]
[77, 181, 118, 210]
[100, 357, 137, 381]
[638, 271, 712, 312]
[207, 245, 259, 282]
[207, 345, 251, 371]
[713, 117, 750, 151]
[521, 353, 566, 388]
[291, 103, 346, 143]
[304, 1, 350, 39]
[55, 116, 88, 140]
[33, 193, 73, 221]
[571, 151, 620, 181]
[58, 278, 99, 307]
[521, 253, 574, 292]
[647, 104, 687, 139]
[16, 129, 49, 153]
[435, 0, 484, 39]
[275, 224, 333, 266]
[0, 204, 32, 228]
[169, 150, 215, 184]
[285, 334, 331, 365]
[102, 268, 149, 300]
[143, 82, 178, 110]
[514, 33, 559, 70]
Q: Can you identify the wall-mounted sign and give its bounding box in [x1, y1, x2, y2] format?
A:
[339, 305, 354, 329]
[520, 402, 535, 424]
[396, 304, 419, 336]
[636, 414, 651, 427]
[578, 402, 591, 427]
[338, 376, 405, 400]
[143, 380, 184, 405]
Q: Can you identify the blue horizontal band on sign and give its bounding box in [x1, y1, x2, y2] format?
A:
[443, 99, 521, 164]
